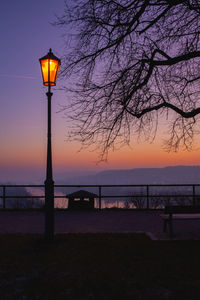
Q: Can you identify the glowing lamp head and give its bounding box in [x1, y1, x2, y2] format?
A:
[39, 48, 61, 86]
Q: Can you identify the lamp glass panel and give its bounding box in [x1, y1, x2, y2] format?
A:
[49, 59, 59, 85]
[40, 59, 49, 85]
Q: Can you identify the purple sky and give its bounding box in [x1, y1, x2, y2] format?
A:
[0, 0, 68, 182]
[0, 0, 119, 183]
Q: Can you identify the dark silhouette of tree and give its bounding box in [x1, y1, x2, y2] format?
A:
[56, 0, 200, 160]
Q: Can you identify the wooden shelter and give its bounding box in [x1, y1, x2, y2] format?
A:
[66, 190, 97, 210]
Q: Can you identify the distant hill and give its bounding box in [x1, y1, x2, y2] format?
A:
[57, 166, 200, 185]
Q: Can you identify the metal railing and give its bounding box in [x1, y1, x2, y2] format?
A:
[1, 184, 200, 210]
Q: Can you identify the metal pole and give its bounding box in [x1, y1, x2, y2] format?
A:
[99, 186, 102, 210]
[193, 185, 196, 206]
[3, 186, 6, 209]
[44, 85, 54, 241]
[146, 185, 149, 209]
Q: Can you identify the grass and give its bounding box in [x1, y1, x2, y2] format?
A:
[0, 233, 200, 299]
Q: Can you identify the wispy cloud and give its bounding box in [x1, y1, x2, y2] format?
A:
[0, 74, 36, 79]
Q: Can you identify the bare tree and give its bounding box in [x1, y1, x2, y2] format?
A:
[56, 0, 200, 160]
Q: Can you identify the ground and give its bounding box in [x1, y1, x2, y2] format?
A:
[0, 211, 200, 299]
[0, 233, 200, 299]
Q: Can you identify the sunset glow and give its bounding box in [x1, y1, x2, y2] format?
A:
[1, 0, 200, 183]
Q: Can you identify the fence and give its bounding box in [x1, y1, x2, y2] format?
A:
[1, 184, 200, 210]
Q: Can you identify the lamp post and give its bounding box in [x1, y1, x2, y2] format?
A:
[39, 49, 61, 241]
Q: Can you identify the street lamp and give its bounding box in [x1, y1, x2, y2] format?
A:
[39, 48, 61, 241]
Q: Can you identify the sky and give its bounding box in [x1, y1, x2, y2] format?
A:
[1, 0, 200, 183]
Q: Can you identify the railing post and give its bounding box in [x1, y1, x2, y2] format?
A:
[99, 186, 102, 210]
[146, 185, 149, 209]
[3, 186, 6, 209]
[193, 185, 196, 206]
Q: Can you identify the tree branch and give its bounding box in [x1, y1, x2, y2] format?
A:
[126, 101, 200, 119]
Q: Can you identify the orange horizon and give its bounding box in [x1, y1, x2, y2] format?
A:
[1, 143, 200, 171]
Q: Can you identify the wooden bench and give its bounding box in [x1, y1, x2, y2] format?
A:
[160, 206, 200, 239]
